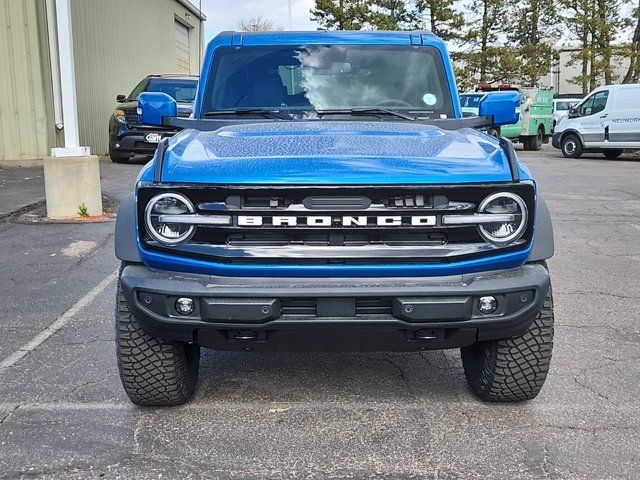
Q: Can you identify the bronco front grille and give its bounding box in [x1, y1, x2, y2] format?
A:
[138, 184, 535, 265]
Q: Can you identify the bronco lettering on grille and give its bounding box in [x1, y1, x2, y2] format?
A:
[237, 215, 437, 227]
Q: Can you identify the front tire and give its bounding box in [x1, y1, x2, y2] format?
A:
[116, 279, 200, 406]
[109, 146, 130, 164]
[461, 285, 554, 402]
[561, 133, 583, 158]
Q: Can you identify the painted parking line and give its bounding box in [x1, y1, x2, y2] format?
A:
[0, 268, 119, 373]
[0, 401, 638, 415]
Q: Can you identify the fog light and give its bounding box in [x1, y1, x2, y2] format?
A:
[175, 297, 195, 316]
[478, 296, 498, 314]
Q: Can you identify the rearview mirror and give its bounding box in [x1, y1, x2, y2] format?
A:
[478, 91, 519, 126]
[138, 92, 177, 127]
[116, 94, 126, 103]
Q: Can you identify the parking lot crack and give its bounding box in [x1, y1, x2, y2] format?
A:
[132, 414, 143, 456]
[541, 444, 551, 479]
[0, 404, 19, 426]
[559, 290, 639, 300]
[418, 351, 442, 370]
[66, 376, 110, 398]
[381, 355, 408, 382]
[572, 375, 618, 406]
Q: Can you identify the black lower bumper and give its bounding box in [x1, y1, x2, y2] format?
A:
[110, 130, 174, 158]
[119, 264, 550, 352]
[552, 132, 562, 149]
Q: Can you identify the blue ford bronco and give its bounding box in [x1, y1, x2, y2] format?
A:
[114, 31, 555, 406]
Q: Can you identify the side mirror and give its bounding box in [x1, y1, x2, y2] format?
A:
[138, 92, 177, 127]
[116, 94, 127, 103]
[568, 107, 579, 118]
[478, 91, 519, 126]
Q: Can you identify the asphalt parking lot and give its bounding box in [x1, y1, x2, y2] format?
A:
[1, 145, 639, 479]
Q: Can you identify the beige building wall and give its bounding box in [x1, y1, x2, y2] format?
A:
[0, 0, 55, 162]
[0, 0, 203, 162]
[71, 0, 204, 155]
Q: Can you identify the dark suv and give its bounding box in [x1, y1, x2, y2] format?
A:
[108, 75, 198, 163]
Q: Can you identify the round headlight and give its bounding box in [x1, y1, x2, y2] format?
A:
[144, 192, 195, 245]
[478, 192, 528, 244]
[114, 109, 127, 124]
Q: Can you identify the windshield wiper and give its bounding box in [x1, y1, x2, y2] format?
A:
[203, 109, 292, 120]
[316, 108, 416, 121]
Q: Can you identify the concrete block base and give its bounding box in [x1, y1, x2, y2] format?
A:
[43, 155, 103, 219]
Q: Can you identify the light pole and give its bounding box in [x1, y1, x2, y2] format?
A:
[288, 0, 293, 30]
[44, 0, 102, 219]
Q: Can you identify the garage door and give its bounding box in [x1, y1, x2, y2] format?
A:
[175, 20, 191, 73]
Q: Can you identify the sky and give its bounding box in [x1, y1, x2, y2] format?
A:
[197, 0, 319, 41]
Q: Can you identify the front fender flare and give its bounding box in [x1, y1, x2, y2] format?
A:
[528, 195, 554, 261]
[115, 193, 142, 263]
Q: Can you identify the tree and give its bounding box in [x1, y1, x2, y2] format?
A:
[413, 0, 465, 41]
[622, 2, 640, 83]
[594, 0, 631, 84]
[235, 16, 282, 32]
[311, 0, 371, 30]
[561, 0, 598, 93]
[561, 0, 631, 92]
[507, 0, 559, 85]
[368, 0, 414, 30]
[460, 0, 513, 83]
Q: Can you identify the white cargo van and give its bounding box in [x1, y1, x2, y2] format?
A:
[552, 84, 640, 158]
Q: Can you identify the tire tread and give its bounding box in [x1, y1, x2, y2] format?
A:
[115, 278, 199, 406]
[461, 286, 554, 402]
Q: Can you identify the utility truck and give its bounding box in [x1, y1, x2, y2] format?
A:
[463, 84, 554, 150]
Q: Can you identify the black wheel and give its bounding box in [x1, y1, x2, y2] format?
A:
[561, 133, 583, 158]
[603, 149, 623, 159]
[115, 275, 200, 406]
[523, 127, 544, 151]
[109, 147, 130, 164]
[531, 126, 544, 151]
[461, 284, 554, 402]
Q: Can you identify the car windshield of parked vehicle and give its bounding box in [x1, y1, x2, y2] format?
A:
[203, 45, 454, 119]
[147, 79, 198, 103]
[129, 79, 198, 103]
[459, 94, 483, 108]
[555, 101, 577, 111]
[578, 91, 608, 117]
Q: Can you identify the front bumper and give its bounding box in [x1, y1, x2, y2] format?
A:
[552, 132, 562, 149]
[119, 263, 550, 352]
[110, 130, 174, 157]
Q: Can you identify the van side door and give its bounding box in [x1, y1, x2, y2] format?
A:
[575, 90, 609, 147]
[608, 86, 640, 148]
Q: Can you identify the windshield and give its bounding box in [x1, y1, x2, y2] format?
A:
[202, 45, 454, 118]
[459, 94, 483, 108]
[130, 79, 198, 103]
[555, 101, 577, 111]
